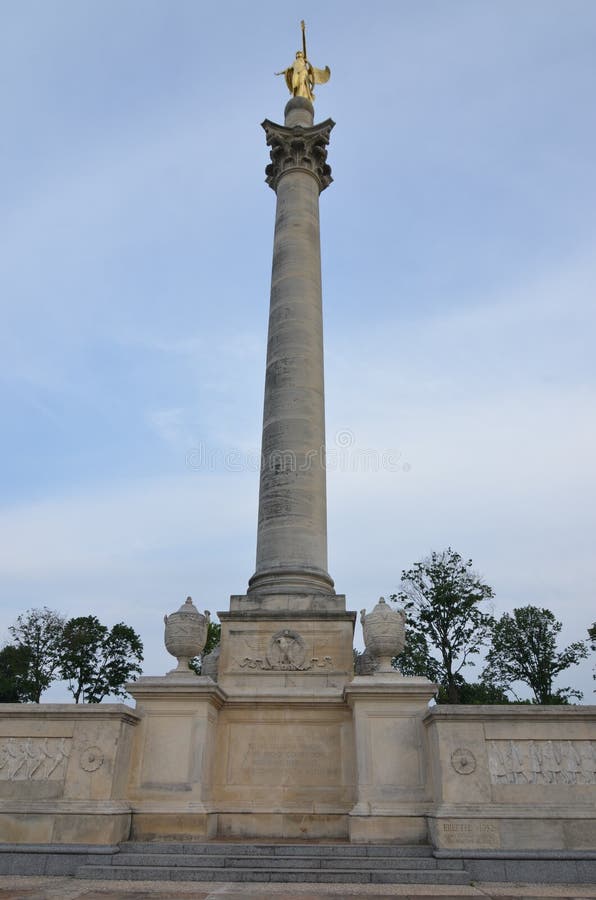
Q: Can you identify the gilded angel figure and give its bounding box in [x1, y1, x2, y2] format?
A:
[275, 21, 330, 103]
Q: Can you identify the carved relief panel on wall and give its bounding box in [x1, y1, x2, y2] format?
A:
[0, 738, 71, 781]
[236, 629, 333, 672]
[0, 737, 108, 781]
[488, 739, 596, 785]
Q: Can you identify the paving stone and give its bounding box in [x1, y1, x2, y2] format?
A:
[9, 855, 47, 876]
[114, 854, 229, 868]
[504, 860, 579, 883]
[271, 844, 368, 857]
[0, 890, 39, 898]
[81, 894, 212, 900]
[576, 860, 596, 882]
[178, 869, 270, 883]
[268, 870, 371, 883]
[465, 860, 507, 882]
[371, 869, 470, 885]
[224, 857, 322, 869]
[319, 857, 437, 870]
[366, 846, 434, 858]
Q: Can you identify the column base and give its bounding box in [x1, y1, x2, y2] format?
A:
[247, 566, 335, 596]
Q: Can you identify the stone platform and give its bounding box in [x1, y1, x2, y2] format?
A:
[0, 693, 594, 878]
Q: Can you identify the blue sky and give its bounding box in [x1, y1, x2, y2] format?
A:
[1, 1, 595, 700]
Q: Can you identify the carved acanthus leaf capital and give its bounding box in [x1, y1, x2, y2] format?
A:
[262, 118, 334, 192]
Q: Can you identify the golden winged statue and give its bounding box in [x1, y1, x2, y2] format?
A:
[275, 21, 331, 103]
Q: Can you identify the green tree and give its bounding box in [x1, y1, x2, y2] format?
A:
[0, 644, 33, 702]
[391, 634, 509, 704]
[390, 548, 494, 704]
[59, 616, 143, 703]
[446, 678, 510, 705]
[482, 606, 588, 704]
[392, 629, 442, 682]
[8, 607, 66, 702]
[589, 623, 596, 684]
[190, 622, 221, 675]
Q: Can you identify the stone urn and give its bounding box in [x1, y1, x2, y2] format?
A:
[360, 597, 406, 674]
[164, 597, 210, 674]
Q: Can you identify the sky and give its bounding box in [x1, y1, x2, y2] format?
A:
[1, 0, 595, 701]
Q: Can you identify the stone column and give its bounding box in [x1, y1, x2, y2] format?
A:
[248, 97, 335, 597]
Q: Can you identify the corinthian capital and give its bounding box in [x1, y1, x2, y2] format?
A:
[261, 119, 335, 193]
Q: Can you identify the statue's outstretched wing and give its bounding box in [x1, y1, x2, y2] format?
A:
[284, 68, 293, 95]
[312, 65, 331, 85]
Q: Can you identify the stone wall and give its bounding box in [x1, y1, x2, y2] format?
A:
[0, 692, 594, 852]
[0, 704, 140, 844]
[424, 705, 596, 851]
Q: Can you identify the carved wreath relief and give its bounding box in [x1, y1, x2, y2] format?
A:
[267, 629, 306, 669]
[451, 748, 477, 775]
[238, 629, 332, 671]
[488, 740, 596, 785]
[79, 745, 104, 773]
[0, 738, 71, 781]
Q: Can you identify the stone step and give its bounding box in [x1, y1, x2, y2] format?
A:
[77, 864, 470, 885]
[112, 852, 447, 871]
[120, 841, 435, 858]
[77, 841, 470, 885]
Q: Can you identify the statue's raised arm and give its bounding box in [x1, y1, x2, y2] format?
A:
[275, 21, 331, 103]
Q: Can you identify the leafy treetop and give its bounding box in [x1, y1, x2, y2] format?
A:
[391, 548, 494, 704]
[59, 616, 143, 703]
[482, 605, 588, 704]
[8, 607, 66, 703]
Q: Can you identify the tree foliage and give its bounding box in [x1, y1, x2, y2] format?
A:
[391, 629, 509, 704]
[589, 623, 596, 683]
[482, 606, 588, 704]
[442, 677, 510, 705]
[391, 547, 493, 703]
[189, 622, 221, 675]
[392, 629, 442, 682]
[0, 644, 33, 702]
[390, 548, 494, 703]
[59, 616, 143, 703]
[8, 607, 66, 702]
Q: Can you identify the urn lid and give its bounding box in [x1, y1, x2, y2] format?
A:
[361, 596, 405, 629]
[164, 596, 210, 628]
[366, 596, 391, 618]
[174, 596, 200, 616]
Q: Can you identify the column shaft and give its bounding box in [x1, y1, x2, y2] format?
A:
[249, 100, 335, 596]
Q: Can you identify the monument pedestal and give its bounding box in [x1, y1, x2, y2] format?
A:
[211, 691, 355, 840]
[217, 593, 356, 694]
[345, 675, 437, 843]
[126, 675, 225, 841]
[203, 591, 357, 839]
